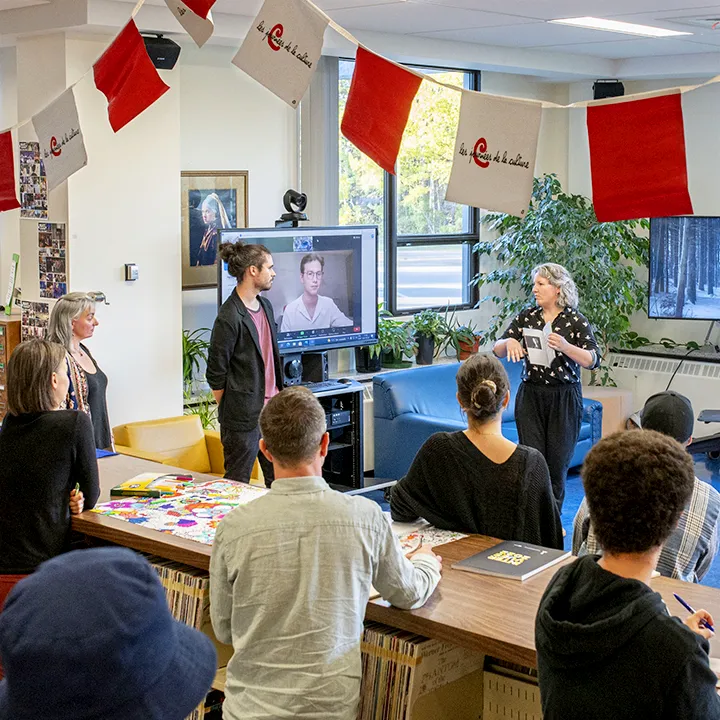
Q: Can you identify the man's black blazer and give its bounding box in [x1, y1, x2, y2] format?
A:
[206, 290, 284, 432]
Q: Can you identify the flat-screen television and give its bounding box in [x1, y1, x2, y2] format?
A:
[649, 216, 720, 320]
[217, 225, 378, 355]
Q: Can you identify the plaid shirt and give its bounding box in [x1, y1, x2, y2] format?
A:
[572, 477, 720, 583]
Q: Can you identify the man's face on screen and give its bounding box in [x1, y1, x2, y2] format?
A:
[301, 260, 324, 296]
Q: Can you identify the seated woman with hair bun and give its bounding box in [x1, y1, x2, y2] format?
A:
[388, 353, 563, 549]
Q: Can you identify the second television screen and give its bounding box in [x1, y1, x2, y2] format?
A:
[218, 226, 378, 354]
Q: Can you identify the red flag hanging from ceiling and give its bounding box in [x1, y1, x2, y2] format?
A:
[587, 91, 693, 222]
[341, 47, 422, 175]
[0, 131, 20, 213]
[164, 0, 216, 48]
[93, 20, 171, 133]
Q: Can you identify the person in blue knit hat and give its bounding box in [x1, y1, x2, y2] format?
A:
[0, 547, 217, 720]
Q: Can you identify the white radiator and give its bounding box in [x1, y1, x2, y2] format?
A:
[606, 352, 720, 438]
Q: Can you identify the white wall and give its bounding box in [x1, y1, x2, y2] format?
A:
[179, 44, 298, 335]
[0, 46, 19, 306]
[66, 36, 183, 426]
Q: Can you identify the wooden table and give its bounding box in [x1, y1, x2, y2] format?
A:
[71, 454, 215, 570]
[74, 455, 720, 670]
[369, 535, 720, 668]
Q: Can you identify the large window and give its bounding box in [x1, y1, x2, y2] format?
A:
[339, 61, 480, 314]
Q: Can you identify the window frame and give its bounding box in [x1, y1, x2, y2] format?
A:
[339, 60, 481, 316]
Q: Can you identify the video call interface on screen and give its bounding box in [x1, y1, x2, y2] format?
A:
[218, 226, 378, 354]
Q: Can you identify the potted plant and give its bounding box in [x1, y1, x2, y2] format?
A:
[411, 308, 444, 365]
[475, 173, 652, 385]
[378, 316, 417, 368]
[441, 319, 482, 361]
[354, 304, 387, 374]
[182, 328, 211, 395]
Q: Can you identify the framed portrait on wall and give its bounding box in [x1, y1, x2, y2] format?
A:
[181, 171, 248, 289]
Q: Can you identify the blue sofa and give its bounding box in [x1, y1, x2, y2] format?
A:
[373, 358, 603, 481]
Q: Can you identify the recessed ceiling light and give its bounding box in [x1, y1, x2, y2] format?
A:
[549, 17, 692, 38]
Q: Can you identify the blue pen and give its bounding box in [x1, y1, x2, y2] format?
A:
[674, 593, 715, 633]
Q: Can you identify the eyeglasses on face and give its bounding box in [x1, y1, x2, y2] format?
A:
[303, 271, 324, 279]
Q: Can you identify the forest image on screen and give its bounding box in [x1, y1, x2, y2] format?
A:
[650, 217, 720, 320]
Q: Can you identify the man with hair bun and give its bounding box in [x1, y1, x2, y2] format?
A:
[210, 386, 441, 720]
[536, 430, 720, 719]
[206, 242, 283, 487]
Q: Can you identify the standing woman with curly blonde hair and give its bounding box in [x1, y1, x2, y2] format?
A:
[493, 263, 600, 513]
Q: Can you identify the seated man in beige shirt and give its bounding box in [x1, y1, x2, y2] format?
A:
[210, 386, 441, 720]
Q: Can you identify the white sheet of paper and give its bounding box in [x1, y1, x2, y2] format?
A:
[523, 327, 555, 367]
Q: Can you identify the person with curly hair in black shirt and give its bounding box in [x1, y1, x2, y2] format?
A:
[536, 430, 720, 720]
[388, 353, 562, 549]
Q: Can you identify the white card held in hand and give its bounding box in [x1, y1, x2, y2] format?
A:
[523, 328, 554, 367]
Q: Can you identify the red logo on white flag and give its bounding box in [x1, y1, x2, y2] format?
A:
[232, 0, 329, 108]
[165, 0, 216, 48]
[32, 88, 87, 192]
[446, 92, 541, 217]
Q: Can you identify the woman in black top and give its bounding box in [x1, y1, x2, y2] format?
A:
[389, 353, 563, 549]
[493, 263, 600, 513]
[48, 292, 113, 449]
[0, 340, 100, 580]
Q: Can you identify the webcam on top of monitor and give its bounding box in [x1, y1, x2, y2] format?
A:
[276, 189, 308, 228]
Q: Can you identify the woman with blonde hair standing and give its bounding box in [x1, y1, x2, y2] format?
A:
[47, 292, 112, 450]
[493, 263, 600, 513]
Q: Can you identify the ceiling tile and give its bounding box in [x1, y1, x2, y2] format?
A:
[0, 0, 48, 8]
[326, 3, 538, 34]
[530, 37, 720, 58]
[413, 21, 673, 47]
[410, 0, 717, 22]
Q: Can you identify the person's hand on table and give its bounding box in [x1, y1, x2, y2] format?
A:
[69, 488, 85, 515]
[506, 338, 526, 363]
[409, 544, 442, 572]
[684, 609, 715, 639]
[547, 333, 569, 353]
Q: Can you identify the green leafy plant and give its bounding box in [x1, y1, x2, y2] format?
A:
[182, 328, 211, 392]
[370, 305, 417, 364]
[435, 307, 482, 360]
[183, 390, 218, 431]
[412, 308, 445, 342]
[475, 173, 652, 385]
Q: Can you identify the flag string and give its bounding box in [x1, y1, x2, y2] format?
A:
[2, 0, 720, 141]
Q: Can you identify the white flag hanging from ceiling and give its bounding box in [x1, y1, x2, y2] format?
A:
[164, 0, 215, 48]
[232, 0, 329, 108]
[446, 91, 542, 218]
[31, 88, 87, 192]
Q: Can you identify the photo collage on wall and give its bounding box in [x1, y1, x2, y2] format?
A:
[21, 301, 50, 341]
[38, 223, 67, 299]
[18, 142, 48, 220]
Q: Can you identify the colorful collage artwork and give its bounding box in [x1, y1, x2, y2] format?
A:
[18, 141, 48, 219]
[91, 480, 269, 546]
[93, 479, 468, 551]
[38, 222, 67, 299]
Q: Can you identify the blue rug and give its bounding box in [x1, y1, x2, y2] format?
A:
[563, 453, 720, 588]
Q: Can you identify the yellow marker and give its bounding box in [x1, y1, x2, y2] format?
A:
[74, 482, 80, 494]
